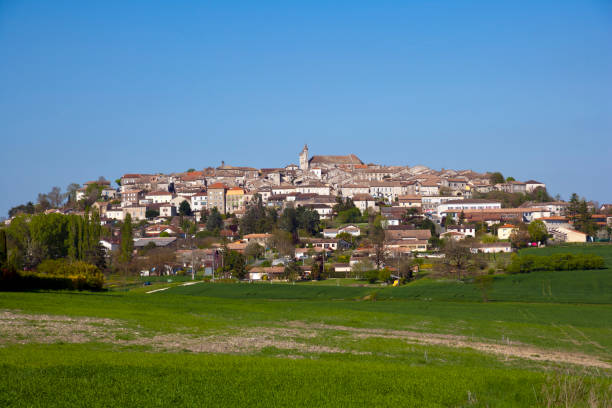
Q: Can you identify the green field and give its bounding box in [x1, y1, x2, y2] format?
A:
[1, 244, 611, 407]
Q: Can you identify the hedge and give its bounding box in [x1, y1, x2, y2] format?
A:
[0, 260, 104, 291]
[505, 253, 605, 274]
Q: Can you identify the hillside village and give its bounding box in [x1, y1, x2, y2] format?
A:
[4, 145, 612, 281]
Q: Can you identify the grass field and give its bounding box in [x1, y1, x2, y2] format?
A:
[1, 244, 611, 406]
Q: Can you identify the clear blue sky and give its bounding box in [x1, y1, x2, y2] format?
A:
[1, 0, 611, 216]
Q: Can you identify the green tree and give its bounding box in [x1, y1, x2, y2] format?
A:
[146, 209, 160, 219]
[336, 207, 361, 224]
[489, 172, 505, 185]
[369, 218, 386, 270]
[179, 201, 193, 216]
[528, 220, 548, 243]
[120, 213, 134, 264]
[222, 250, 246, 279]
[206, 208, 223, 232]
[0, 229, 7, 268]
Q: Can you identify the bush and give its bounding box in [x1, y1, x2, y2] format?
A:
[365, 269, 379, 284]
[506, 253, 605, 274]
[0, 259, 105, 291]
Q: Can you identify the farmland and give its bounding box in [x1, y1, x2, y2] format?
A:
[1, 245, 611, 407]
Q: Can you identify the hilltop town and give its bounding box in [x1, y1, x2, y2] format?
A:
[4, 145, 611, 281]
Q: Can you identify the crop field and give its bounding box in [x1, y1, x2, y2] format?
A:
[1, 245, 611, 407]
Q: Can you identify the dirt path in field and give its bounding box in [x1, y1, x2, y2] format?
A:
[1, 310, 610, 369]
[285, 321, 612, 370]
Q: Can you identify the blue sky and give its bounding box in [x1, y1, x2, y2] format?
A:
[1, 0, 611, 216]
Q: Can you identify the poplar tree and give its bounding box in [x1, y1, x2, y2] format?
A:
[120, 213, 134, 264]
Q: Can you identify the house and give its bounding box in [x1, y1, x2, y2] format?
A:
[301, 238, 348, 251]
[384, 229, 431, 252]
[106, 206, 124, 220]
[323, 225, 361, 238]
[99, 239, 119, 253]
[352, 194, 377, 213]
[207, 183, 228, 214]
[159, 204, 177, 218]
[470, 242, 512, 253]
[398, 195, 422, 208]
[525, 180, 546, 193]
[419, 180, 440, 196]
[551, 227, 588, 243]
[300, 203, 333, 218]
[369, 181, 404, 202]
[123, 205, 147, 221]
[226, 241, 248, 253]
[121, 189, 144, 205]
[440, 231, 467, 241]
[145, 225, 181, 237]
[248, 266, 285, 281]
[446, 225, 476, 237]
[133, 237, 177, 248]
[295, 246, 328, 259]
[497, 224, 517, 240]
[437, 199, 502, 218]
[498, 181, 527, 194]
[339, 225, 361, 236]
[145, 191, 173, 204]
[243, 233, 272, 246]
[190, 191, 208, 211]
[333, 263, 352, 274]
[226, 187, 246, 214]
[339, 184, 370, 198]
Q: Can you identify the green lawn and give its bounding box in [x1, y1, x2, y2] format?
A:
[1, 244, 611, 407]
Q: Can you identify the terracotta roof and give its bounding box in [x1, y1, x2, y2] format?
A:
[208, 183, 228, 190]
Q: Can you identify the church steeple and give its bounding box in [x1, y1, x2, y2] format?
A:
[299, 144, 309, 171]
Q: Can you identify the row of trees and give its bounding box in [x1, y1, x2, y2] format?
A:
[3, 211, 106, 270]
[8, 177, 112, 217]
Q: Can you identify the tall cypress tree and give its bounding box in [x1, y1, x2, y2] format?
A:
[0, 229, 7, 268]
[67, 216, 78, 260]
[120, 213, 133, 264]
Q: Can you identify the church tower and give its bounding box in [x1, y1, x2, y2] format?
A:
[299, 144, 309, 171]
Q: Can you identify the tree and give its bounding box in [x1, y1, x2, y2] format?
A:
[37, 193, 51, 211]
[279, 207, 299, 241]
[120, 214, 134, 264]
[206, 208, 223, 232]
[509, 225, 531, 249]
[8, 202, 36, 217]
[186, 168, 196, 173]
[351, 259, 374, 279]
[441, 239, 472, 280]
[244, 242, 264, 260]
[46, 186, 65, 208]
[506, 176, 515, 182]
[489, 172, 504, 185]
[146, 209, 160, 219]
[270, 229, 294, 257]
[528, 220, 548, 243]
[66, 183, 81, 203]
[283, 261, 301, 282]
[336, 207, 361, 224]
[296, 206, 320, 236]
[179, 200, 193, 216]
[0, 229, 7, 268]
[222, 250, 246, 279]
[369, 219, 386, 270]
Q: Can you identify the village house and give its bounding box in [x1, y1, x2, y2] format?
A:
[497, 224, 517, 240]
[398, 195, 422, 208]
[352, 194, 377, 213]
[446, 225, 476, 237]
[190, 191, 208, 212]
[207, 183, 228, 214]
